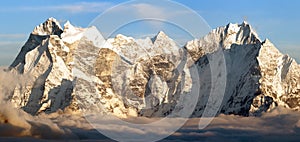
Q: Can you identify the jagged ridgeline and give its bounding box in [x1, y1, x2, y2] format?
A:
[6, 17, 300, 117]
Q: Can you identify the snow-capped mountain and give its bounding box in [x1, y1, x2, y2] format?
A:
[7, 18, 300, 117]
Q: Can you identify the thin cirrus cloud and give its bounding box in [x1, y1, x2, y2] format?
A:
[131, 3, 168, 29]
[0, 41, 24, 66]
[102, 2, 206, 36]
[3, 2, 113, 13]
[0, 34, 28, 66]
[0, 34, 27, 39]
[131, 3, 167, 19]
[119, 3, 194, 21]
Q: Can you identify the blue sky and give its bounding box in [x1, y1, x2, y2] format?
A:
[0, 0, 299, 65]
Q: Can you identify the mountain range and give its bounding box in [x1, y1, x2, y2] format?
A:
[6, 17, 300, 118]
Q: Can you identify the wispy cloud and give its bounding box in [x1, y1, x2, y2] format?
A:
[129, 3, 193, 22]
[0, 34, 27, 39]
[0, 34, 26, 51]
[112, 3, 194, 29]
[131, 3, 167, 19]
[1, 2, 113, 13]
[0, 41, 24, 46]
[0, 41, 23, 66]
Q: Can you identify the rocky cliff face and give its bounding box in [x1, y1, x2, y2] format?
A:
[7, 18, 300, 117]
[251, 39, 300, 115]
[8, 18, 75, 115]
[185, 22, 261, 116]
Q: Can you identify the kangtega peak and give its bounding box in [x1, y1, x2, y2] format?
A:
[6, 17, 300, 117]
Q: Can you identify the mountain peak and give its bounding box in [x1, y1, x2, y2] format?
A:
[156, 31, 167, 37]
[151, 31, 170, 43]
[31, 17, 63, 37]
[225, 21, 253, 34]
[63, 21, 77, 34]
[61, 21, 85, 44]
[64, 21, 73, 29]
[262, 38, 272, 45]
[241, 21, 248, 25]
[224, 21, 257, 34]
[219, 21, 260, 48]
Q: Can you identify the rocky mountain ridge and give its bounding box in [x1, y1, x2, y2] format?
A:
[6, 17, 300, 117]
